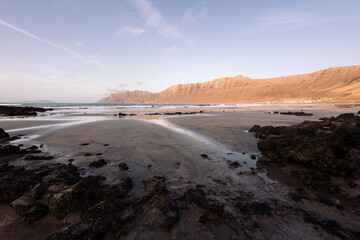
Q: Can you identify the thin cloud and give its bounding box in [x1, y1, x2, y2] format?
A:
[0, 19, 112, 70]
[168, 46, 180, 53]
[241, 11, 346, 34]
[135, 81, 143, 86]
[117, 26, 148, 37]
[183, 7, 207, 23]
[73, 41, 84, 47]
[106, 83, 128, 93]
[130, 0, 182, 39]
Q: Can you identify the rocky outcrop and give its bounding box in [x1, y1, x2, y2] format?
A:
[99, 65, 360, 104]
[10, 197, 48, 223]
[0, 128, 9, 140]
[0, 106, 53, 116]
[250, 113, 360, 178]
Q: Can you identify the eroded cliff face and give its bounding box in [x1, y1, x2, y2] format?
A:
[99, 65, 360, 104]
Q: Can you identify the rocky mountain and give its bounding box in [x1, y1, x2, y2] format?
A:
[99, 65, 360, 104]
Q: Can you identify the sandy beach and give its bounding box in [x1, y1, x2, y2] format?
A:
[1, 104, 360, 239]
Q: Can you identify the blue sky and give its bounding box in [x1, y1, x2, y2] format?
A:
[0, 0, 359, 102]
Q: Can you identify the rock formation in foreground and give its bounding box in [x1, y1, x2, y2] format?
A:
[99, 65, 360, 104]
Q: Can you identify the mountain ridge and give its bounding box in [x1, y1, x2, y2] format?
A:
[99, 65, 360, 104]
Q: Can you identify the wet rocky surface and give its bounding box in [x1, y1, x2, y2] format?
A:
[250, 113, 360, 178]
[146, 111, 204, 116]
[0, 106, 53, 116]
[279, 111, 314, 116]
[1, 114, 360, 240]
[249, 113, 360, 239]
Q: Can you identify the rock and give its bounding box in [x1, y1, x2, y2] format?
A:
[83, 201, 117, 233]
[44, 163, 81, 185]
[236, 201, 272, 216]
[28, 182, 50, 200]
[199, 213, 208, 223]
[142, 176, 167, 195]
[89, 159, 107, 168]
[186, 186, 226, 218]
[84, 153, 93, 157]
[0, 106, 53, 116]
[25, 155, 54, 161]
[349, 181, 357, 188]
[0, 144, 21, 156]
[228, 161, 241, 169]
[200, 154, 209, 159]
[118, 163, 129, 170]
[0, 167, 40, 203]
[319, 196, 334, 206]
[251, 113, 360, 178]
[280, 111, 313, 116]
[0, 161, 11, 173]
[50, 176, 103, 219]
[118, 112, 127, 117]
[30, 145, 39, 150]
[46, 222, 94, 240]
[0, 128, 9, 140]
[10, 197, 48, 223]
[80, 143, 90, 146]
[250, 155, 256, 160]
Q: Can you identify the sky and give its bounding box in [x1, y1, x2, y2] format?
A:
[0, 0, 359, 103]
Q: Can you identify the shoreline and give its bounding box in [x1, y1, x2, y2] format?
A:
[0, 104, 359, 239]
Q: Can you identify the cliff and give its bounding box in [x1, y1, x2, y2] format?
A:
[99, 65, 360, 104]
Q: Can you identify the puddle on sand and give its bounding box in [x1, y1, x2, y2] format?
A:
[151, 118, 277, 184]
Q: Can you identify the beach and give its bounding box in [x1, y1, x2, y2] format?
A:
[1, 103, 360, 239]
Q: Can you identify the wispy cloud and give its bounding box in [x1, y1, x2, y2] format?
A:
[117, 26, 148, 37]
[130, 0, 182, 39]
[241, 11, 345, 34]
[183, 7, 207, 23]
[168, 45, 180, 53]
[0, 19, 112, 70]
[73, 41, 84, 47]
[106, 83, 128, 93]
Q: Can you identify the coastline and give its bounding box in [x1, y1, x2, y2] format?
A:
[0, 103, 359, 239]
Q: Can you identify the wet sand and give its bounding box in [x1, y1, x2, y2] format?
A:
[1, 104, 360, 239]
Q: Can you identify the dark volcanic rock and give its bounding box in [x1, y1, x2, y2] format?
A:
[227, 161, 241, 169]
[186, 186, 226, 218]
[118, 163, 129, 170]
[146, 111, 203, 116]
[46, 222, 95, 240]
[0, 161, 11, 173]
[42, 163, 81, 185]
[10, 196, 48, 223]
[280, 111, 314, 116]
[236, 201, 272, 216]
[0, 105, 53, 116]
[50, 176, 103, 219]
[0, 167, 40, 203]
[0, 144, 21, 156]
[140, 177, 180, 229]
[89, 159, 107, 168]
[83, 200, 117, 233]
[250, 113, 360, 178]
[0, 128, 9, 140]
[25, 155, 54, 161]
